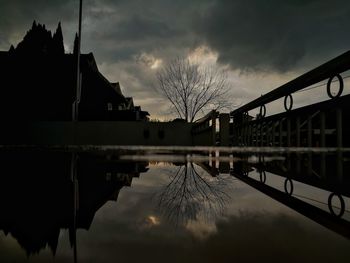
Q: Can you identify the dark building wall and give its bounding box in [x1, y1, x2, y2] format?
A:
[0, 51, 128, 121]
[0, 121, 194, 146]
[77, 54, 126, 121]
[0, 21, 132, 122]
[0, 53, 76, 120]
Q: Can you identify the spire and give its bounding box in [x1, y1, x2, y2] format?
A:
[32, 20, 37, 29]
[56, 22, 63, 36]
[73, 32, 79, 55]
[9, 45, 15, 53]
[52, 21, 64, 54]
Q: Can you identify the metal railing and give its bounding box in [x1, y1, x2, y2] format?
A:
[230, 50, 350, 147]
[191, 110, 218, 146]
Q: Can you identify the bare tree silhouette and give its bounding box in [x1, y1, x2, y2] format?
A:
[156, 57, 230, 122]
[156, 162, 230, 225]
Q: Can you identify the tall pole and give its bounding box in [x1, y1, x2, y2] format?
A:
[71, 153, 78, 263]
[72, 3, 83, 263]
[74, 0, 83, 121]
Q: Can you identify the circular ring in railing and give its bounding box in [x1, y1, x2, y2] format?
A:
[259, 105, 266, 118]
[284, 94, 293, 111]
[327, 74, 344, 99]
[259, 170, 266, 183]
[328, 192, 345, 218]
[284, 178, 294, 196]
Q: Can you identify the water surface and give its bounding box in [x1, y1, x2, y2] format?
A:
[0, 147, 349, 262]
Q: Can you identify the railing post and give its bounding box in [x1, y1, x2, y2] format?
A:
[260, 121, 264, 146]
[336, 108, 343, 182]
[246, 123, 249, 146]
[242, 123, 246, 146]
[307, 115, 312, 147]
[287, 118, 291, 147]
[320, 111, 326, 147]
[307, 114, 313, 175]
[266, 121, 271, 146]
[219, 113, 230, 146]
[212, 112, 217, 146]
[248, 124, 252, 146]
[296, 116, 301, 173]
[232, 113, 244, 146]
[272, 121, 276, 146]
[279, 119, 283, 147]
[252, 123, 256, 146]
[336, 108, 343, 148]
[320, 111, 326, 178]
[296, 117, 300, 147]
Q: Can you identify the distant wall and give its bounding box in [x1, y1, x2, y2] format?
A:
[0, 121, 194, 146]
[192, 127, 216, 146]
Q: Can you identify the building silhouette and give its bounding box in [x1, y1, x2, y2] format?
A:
[0, 21, 149, 121]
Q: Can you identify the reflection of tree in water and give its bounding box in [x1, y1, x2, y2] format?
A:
[157, 162, 230, 225]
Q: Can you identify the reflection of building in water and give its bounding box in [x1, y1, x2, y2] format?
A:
[0, 151, 148, 255]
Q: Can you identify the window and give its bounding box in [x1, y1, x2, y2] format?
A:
[107, 103, 113, 111]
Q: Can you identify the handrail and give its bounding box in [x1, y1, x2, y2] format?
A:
[231, 50, 350, 116]
[193, 110, 218, 125]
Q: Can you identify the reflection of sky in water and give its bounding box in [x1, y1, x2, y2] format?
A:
[1, 163, 350, 262]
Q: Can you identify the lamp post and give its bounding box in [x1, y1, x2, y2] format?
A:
[73, 0, 83, 121]
[72, 2, 83, 263]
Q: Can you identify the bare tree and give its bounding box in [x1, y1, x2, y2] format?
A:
[156, 57, 230, 122]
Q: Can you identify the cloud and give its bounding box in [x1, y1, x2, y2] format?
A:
[195, 0, 350, 72]
[2, 0, 349, 71]
[73, 210, 350, 262]
[98, 59, 172, 118]
[1, 0, 349, 118]
[0, 0, 78, 50]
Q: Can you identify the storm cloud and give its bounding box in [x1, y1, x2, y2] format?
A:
[2, 0, 349, 70]
[195, 0, 350, 72]
[1, 0, 349, 117]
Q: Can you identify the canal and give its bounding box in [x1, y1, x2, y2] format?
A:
[0, 146, 349, 262]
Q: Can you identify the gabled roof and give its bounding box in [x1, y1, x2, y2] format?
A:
[65, 52, 127, 104]
[111, 82, 122, 95]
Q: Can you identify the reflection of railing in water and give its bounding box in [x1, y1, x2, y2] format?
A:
[195, 150, 350, 239]
[230, 168, 350, 240]
[229, 151, 349, 218]
[251, 152, 349, 199]
[230, 51, 350, 147]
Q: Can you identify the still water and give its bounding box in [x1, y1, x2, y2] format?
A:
[0, 146, 350, 262]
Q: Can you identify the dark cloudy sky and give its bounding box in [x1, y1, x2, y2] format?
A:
[1, 0, 350, 119]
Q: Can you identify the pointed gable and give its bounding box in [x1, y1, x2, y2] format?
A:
[52, 22, 65, 55]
